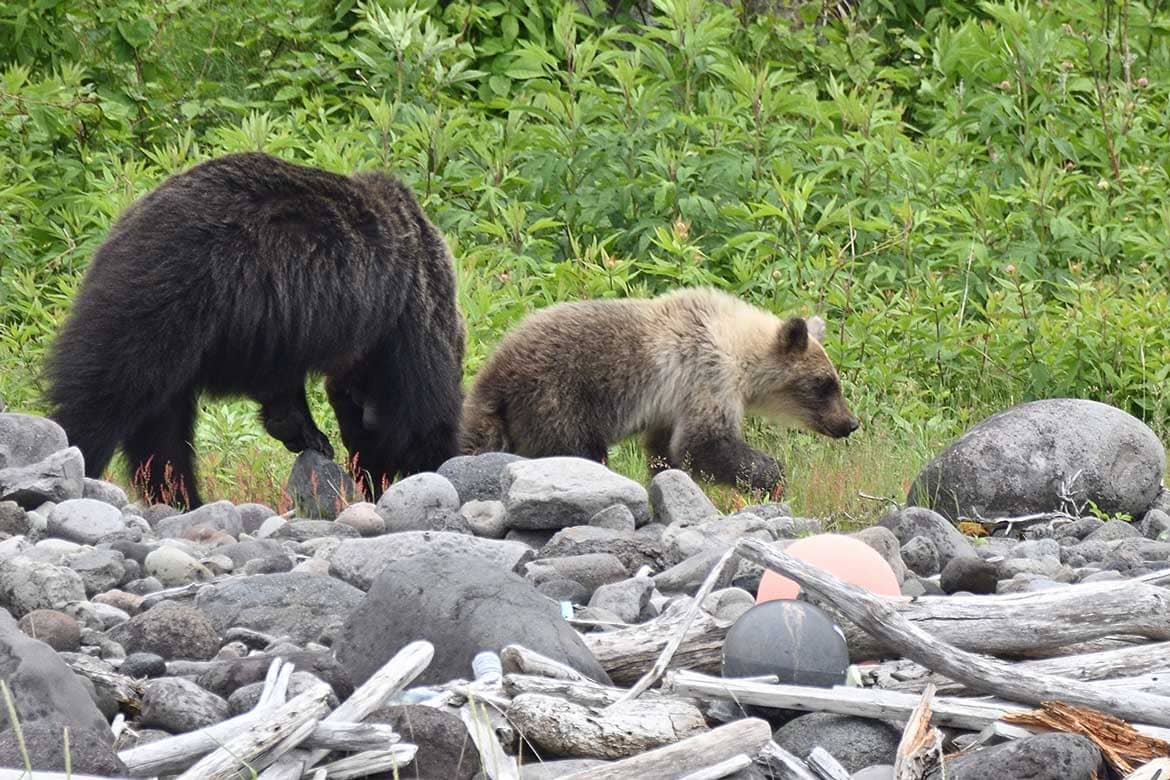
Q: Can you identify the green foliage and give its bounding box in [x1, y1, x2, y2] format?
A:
[1, 0, 1167, 516]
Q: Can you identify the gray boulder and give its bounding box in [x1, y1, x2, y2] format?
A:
[459, 499, 508, 538]
[335, 551, 610, 687]
[437, 452, 525, 503]
[900, 536, 940, 576]
[47, 498, 130, 545]
[195, 572, 363, 645]
[330, 531, 533, 590]
[63, 547, 127, 595]
[16, 609, 81, 652]
[773, 713, 901, 774]
[523, 553, 629, 595]
[0, 414, 68, 469]
[851, 526, 908, 584]
[375, 472, 462, 532]
[648, 469, 720, 526]
[502, 457, 650, 530]
[0, 556, 87, 616]
[82, 478, 129, 508]
[940, 556, 999, 595]
[590, 504, 637, 532]
[335, 502, 386, 536]
[588, 576, 654, 623]
[109, 604, 221, 660]
[1140, 508, 1170, 540]
[909, 399, 1165, 523]
[0, 721, 126, 775]
[935, 732, 1103, 780]
[0, 608, 111, 738]
[0, 447, 84, 507]
[140, 677, 229, 732]
[284, 450, 359, 519]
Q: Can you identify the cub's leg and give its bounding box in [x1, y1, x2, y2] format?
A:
[257, 386, 334, 459]
[672, 423, 782, 492]
[644, 425, 677, 474]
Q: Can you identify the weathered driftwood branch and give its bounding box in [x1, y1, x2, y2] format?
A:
[119, 658, 295, 776]
[311, 747, 419, 780]
[893, 685, 942, 780]
[501, 644, 594, 682]
[300, 721, 399, 752]
[66, 655, 144, 714]
[256, 640, 433, 780]
[560, 718, 773, 780]
[754, 741, 818, 780]
[869, 641, 1170, 694]
[735, 538, 1170, 728]
[608, 548, 737, 709]
[677, 754, 753, 780]
[174, 683, 331, 780]
[508, 692, 707, 759]
[503, 672, 682, 709]
[583, 598, 731, 685]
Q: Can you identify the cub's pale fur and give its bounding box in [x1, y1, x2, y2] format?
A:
[461, 288, 858, 490]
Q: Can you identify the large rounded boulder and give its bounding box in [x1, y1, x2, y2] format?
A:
[909, 399, 1165, 523]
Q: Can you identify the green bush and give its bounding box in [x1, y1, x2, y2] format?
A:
[2, 0, 1166, 516]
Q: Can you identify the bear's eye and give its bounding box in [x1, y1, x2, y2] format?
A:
[814, 376, 839, 398]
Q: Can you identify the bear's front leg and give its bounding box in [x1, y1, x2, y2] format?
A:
[673, 427, 783, 492]
[258, 387, 334, 459]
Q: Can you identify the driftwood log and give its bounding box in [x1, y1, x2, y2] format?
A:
[257, 640, 433, 780]
[892, 686, 942, 780]
[807, 748, 850, 780]
[501, 644, 594, 682]
[677, 754, 753, 780]
[735, 538, 1170, 728]
[174, 683, 331, 780]
[461, 699, 520, 780]
[508, 692, 707, 759]
[561, 717, 773, 780]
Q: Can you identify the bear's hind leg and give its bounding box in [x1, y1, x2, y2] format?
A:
[258, 386, 333, 459]
[644, 425, 676, 474]
[326, 377, 386, 499]
[122, 391, 202, 508]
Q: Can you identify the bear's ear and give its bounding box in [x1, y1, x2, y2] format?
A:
[807, 315, 827, 343]
[778, 317, 809, 354]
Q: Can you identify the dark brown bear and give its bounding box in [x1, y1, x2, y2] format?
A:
[46, 153, 464, 507]
[461, 287, 857, 491]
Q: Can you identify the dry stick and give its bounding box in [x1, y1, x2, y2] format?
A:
[560, 717, 774, 780]
[893, 685, 942, 780]
[755, 741, 819, 780]
[735, 537, 1170, 728]
[606, 547, 736, 710]
[806, 747, 850, 780]
[677, 754, 753, 780]
[256, 639, 434, 780]
[314, 747, 420, 780]
[174, 683, 331, 780]
[462, 700, 520, 780]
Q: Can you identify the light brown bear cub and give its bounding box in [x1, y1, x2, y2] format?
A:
[461, 287, 858, 490]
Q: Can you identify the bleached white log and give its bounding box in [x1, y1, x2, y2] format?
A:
[311, 746, 419, 780]
[665, 671, 1170, 743]
[735, 538, 1170, 727]
[678, 754, 753, 780]
[500, 644, 594, 682]
[300, 721, 399, 752]
[504, 672, 647, 707]
[892, 685, 942, 780]
[508, 692, 707, 759]
[119, 658, 293, 776]
[754, 741, 819, 780]
[256, 640, 434, 780]
[560, 718, 773, 780]
[174, 682, 330, 780]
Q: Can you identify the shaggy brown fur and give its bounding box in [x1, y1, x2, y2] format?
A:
[461, 287, 858, 491]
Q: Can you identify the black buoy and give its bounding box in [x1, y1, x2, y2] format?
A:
[721, 599, 850, 687]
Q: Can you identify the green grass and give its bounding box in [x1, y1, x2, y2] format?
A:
[4, 0, 1170, 519]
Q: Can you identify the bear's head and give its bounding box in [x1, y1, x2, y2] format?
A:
[744, 315, 859, 439]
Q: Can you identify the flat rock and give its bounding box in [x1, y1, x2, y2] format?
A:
[652, 547, 738, 594]
[588, 576, 654, 623]
[773, 713, 901, 774]
[0, 608, 111, 738]
[661, 512, 772, 566]
[1084, 518, 1143, 543]
[109, 604, 221, 660]
[590, 504, 636, 532]
[284, 449, 359, 519]
[47, 498, 129, 546]
[155, 500, 243, 539]
[376, 472, 462, 532]
[909, 399, 1165, 522]
[140, 676, 229, 732]
[329, 531, 533, 590]
[538, 526, 666, 572]
[524, 553, 629, 594]
[1140, 509, 1170, 540]
[0, 446, 84, 508]
[195, 572, 363, 645]
[336, 551, 610, 687]
[936, 732, 1103, 780]
[437, 452, 525, 503]
[214, 539, 286, 568]
[900, 536, 940, 576]
[502, 457, 650, 530]
[368, 705, 482, 780]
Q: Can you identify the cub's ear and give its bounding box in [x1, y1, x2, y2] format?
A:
[807, 315, 827, 342]
[778, 317, 809, 354]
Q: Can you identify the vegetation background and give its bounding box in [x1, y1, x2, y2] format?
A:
[1, 0, 1167, 523]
